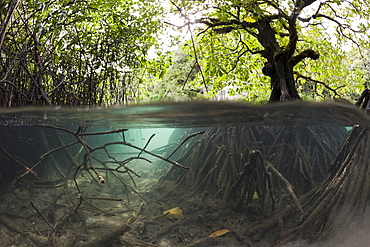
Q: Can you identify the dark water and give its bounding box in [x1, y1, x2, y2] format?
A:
[0, 101, 369, 246]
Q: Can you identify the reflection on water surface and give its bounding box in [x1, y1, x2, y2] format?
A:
[0, 101, 368, 128]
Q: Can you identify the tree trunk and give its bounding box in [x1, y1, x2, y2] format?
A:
[267, 54, 301, 102]
[279, 125, 370, 244]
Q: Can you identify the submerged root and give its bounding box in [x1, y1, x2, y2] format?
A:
[277, 125, 370, 245]
[0, 123, 352, 246]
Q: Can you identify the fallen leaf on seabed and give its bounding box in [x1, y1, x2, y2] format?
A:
[163, 207, 184, 219]
[209, 229, 231, 237]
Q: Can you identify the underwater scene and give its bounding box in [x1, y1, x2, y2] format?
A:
[1, 101, 370, 247]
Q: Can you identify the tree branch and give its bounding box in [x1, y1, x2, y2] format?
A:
[295, 72, 343, 97]
[0, 0, 20, 51]
[290, 49, 320, 66]
[0, 80, 32, 103]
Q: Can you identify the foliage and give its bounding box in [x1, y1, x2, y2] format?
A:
[170, 0, 370, 102]
[2, 0, 370, 105]
[140, 49, 203, 101]
[0, 0, 164, 106]
[295, 28, 368, 101]
[183, 29, 271, 102]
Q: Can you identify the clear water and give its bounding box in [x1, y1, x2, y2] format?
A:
[0, 101, 368, 246]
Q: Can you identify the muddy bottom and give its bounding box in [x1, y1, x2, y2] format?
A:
[4, 166, 365, 247]
[0, 160, 290, 247]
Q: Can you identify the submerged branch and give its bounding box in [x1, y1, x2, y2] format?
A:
[167, 131, 205, 159]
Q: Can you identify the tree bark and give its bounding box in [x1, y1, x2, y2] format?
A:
[268, 54, 301, 102]
[278, 125, 370, 244]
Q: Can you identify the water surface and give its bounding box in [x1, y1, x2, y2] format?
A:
[0, 101, 367, 128]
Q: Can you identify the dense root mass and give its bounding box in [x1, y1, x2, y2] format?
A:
[278, 125, 370, 244]
[1, 124, 368, 246]
[165, 125, 347, 205]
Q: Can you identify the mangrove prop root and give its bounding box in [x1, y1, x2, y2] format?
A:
[277, 125, 370, 244]
[229, 150, 302, 220]
[229, 150, 277, 217]
[265, 126, 343, 196]
[265, 162, 303, 216]
[167, 130, 205, 159]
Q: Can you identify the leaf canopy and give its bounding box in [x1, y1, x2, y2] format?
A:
[168, 0, 370, 102]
